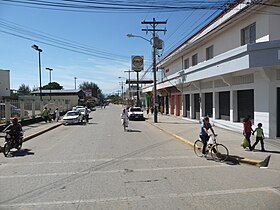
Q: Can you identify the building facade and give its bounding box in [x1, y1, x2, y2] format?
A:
[142, 0, 280, 138]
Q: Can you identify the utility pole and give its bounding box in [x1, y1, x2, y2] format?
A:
[119, 81, 125, 106]
[141, 18, 167, 123]
[124, 70, 134, 105]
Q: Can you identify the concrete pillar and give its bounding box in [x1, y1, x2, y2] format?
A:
[232, 91, 238, 122]
[32, 100, 36, 118]
[20, 100, 24, 119]
[214, 92, 219, 119]
[190, 93, 194, 119]
[5, 99, 11, 122]
[200, 92, 204, 119]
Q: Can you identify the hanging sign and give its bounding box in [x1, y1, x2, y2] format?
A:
[131, 56, 144, 72]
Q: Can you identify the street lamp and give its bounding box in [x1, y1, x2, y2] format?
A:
[126, 34, 152, 45]
[74, 77, 77, 90]
[127, 33, 157, 122]
[46, 68, 53, 100]
[31, 44, 43, 101]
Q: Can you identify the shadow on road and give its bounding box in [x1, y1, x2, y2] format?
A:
[8, 149, 35, 157]
[126, 129, 142, 132]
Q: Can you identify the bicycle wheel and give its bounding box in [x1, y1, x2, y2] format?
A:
[210, 143, 229, 162]
[194, 140, 203, 157]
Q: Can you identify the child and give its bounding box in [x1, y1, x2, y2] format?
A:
[252, 123, 265, 151]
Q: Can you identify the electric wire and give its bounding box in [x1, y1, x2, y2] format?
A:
[0, 18, 130, 62]
[0, 0, 234, 13]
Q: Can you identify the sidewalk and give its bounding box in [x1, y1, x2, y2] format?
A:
[0, 121, 62, 151]
[146, 113, 280, 168]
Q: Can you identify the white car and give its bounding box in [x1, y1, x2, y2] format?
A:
[62, 110, 83, 125]
[76, 107, 91, 117]
[128, 107, 145, 120]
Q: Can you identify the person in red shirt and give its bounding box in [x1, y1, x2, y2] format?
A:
[243, 115, 253, 151]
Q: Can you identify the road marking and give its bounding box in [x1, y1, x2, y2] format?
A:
[0, 187, 279, 208]
[0, 155, 197, 167]
[0, 165, 227, 179]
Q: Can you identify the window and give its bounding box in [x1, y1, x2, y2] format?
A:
[184, 58, 189, 69]
[241, 23, 256, 45]
[206, 45, 214, 60]
[192, 54, 198, 66]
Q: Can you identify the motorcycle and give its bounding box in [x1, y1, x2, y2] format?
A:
[2, 130, 23, 157]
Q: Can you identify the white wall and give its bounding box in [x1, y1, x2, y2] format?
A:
[163, 3, 279, 76]
[0, 70, 10, 97]
[269, 5, 280, 41]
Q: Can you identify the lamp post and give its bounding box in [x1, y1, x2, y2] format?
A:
[46, 68, 53, 100]
[74, 77, 77, 90]
[127, 33, 157, 122]
[31, 44, 43, 101]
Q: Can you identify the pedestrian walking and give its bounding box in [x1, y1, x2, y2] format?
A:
[55, 108, 60, 122]
[150, 105, 154, 114]
[243, 115, 253, 151]
[41, 107, 49, 123]
[252, 123, 265, 151]
[48, 108, 53, 122]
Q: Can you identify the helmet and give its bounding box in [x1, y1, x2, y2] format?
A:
[12, 118, 18, 124]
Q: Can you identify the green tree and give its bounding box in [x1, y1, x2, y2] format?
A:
[79, 81, 103, 99]
[42, 82, 63, 90]
[18, 84, 31, 95]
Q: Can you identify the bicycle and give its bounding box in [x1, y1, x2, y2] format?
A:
[121, 118, 128, 132]
[194, 134, 229, 162]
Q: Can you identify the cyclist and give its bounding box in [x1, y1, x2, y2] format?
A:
[120, 108, 129, 129]
[200, 116, 217, 157]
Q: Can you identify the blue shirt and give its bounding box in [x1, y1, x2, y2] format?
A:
[200, 122, 212, 136]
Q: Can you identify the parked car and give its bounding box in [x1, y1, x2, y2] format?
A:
[128, 107, 145, 120]
[72, 105, 84, 111]
[62, 110, 83, 125]
[0, 103, 29, 118]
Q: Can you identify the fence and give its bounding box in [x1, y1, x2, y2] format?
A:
[0, 99, 71, 124]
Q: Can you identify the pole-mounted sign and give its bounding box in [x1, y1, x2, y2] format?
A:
[131, 55, 144, 72]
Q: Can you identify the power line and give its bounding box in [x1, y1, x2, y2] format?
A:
[0, 0, 233, 13]
[0, 18, 130, 62]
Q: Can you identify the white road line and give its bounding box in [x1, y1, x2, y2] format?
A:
[0, 165, 227, 179]
[0, 155, 197, 167]
[0, 187, 279, 208]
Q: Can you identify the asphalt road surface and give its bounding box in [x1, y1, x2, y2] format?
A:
[0, 105, 279, 210]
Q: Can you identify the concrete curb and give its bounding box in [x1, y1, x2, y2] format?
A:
[146, 120, 270, 167]
[22, 123, 63, 142]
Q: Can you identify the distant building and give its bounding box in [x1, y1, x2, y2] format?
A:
[0, 69, 10, 98]
[30, 89, 85, 108]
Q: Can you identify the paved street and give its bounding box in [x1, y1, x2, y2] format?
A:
[0, 105, 280, 210]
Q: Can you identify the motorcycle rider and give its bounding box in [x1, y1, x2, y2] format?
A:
[4, 118, 23, 144]
[84, 106, 89, 123]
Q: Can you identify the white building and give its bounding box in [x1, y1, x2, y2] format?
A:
[143, 0, 280, 138]
[0, 69, 10, 98]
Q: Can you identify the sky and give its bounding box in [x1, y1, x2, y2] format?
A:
[0, 0, 232, 95]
